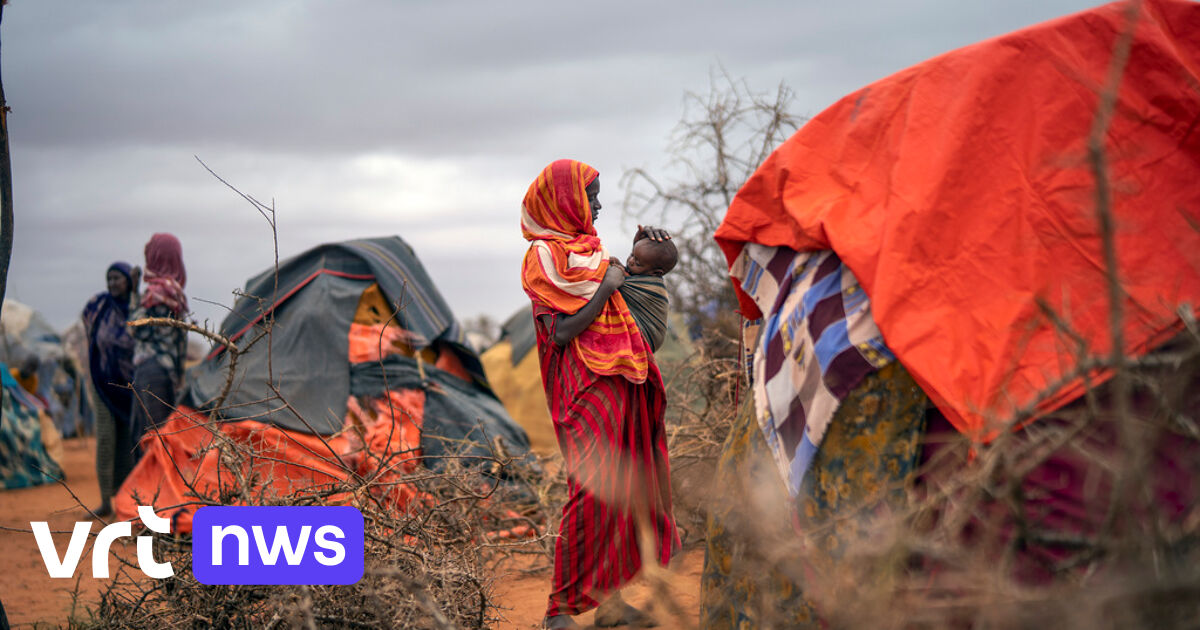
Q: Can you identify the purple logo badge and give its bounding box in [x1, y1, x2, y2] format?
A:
[192, 506, 364, 585]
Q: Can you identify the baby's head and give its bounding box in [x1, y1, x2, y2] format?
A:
[625, 237, 678, 277]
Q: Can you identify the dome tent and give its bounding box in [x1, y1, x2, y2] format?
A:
[114, 236, 531, 531]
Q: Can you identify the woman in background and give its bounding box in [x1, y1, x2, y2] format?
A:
[129, 233, 188, 454]
[81, 261, 138, 517]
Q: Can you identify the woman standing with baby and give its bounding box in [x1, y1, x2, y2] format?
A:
[520, 159, 679, 629]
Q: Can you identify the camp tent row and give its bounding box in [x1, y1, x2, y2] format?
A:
[0, 300, 92, 436]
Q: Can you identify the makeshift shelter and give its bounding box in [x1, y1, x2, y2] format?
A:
[59, 321, 96, 433]
[0, 300, 91, 437]
[0, 362, 64, 489]
[703, 0, 1200, 626]
[715, 0, 1200, 441]
[481, 304, 695, 456]
[480, 306, 555, 455]
[113, 237, 531, 532]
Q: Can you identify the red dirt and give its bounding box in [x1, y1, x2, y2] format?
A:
[0, 438, 703, 629]
[492, 549, 703, 629]
[0, 437, 114, 628]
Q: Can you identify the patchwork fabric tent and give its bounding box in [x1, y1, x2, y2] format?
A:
[0, 363, 64, 489]
[0, 300, 92, 437]
[703, 2, 1200, 625]
[114, 237, 531, 531]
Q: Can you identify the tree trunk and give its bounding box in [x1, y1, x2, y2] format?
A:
[0, 3, 13, 312]
[0, 2, 14, 428]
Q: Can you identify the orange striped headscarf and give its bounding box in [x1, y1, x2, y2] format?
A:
[521, 159, 650, 383]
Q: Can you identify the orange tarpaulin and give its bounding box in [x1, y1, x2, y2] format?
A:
[716, 0, 1200, 439]
[113, 392, 426, 534]
[114, 301, 529, 535]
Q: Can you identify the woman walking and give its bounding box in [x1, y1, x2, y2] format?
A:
[520, 159, 679, 629]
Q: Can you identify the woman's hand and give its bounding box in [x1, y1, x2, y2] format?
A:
[635, 224, 672, 243]
[601, 263, 626, 291]
[549, 263, 626, 346]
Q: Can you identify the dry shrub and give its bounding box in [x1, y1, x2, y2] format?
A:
[673, 310, 1200, 629]
[68, 427, 546, 630]
[655, 330, 742, 544]
[749, 331, 1200, 630]
[623, 67, 805, 368]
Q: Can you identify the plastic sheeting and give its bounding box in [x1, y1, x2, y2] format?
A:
[716, 0, 1200, 439]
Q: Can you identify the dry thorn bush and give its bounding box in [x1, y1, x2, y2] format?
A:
[74, 443, 545, 630]
[623, 67, 806, 366]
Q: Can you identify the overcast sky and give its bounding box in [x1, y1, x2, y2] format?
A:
[4, 0, 1103, 332]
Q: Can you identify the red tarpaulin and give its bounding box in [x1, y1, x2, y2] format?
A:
[716, 0, 1200, 439]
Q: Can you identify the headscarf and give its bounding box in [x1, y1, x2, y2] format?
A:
[141, 233, 188, 315]
[520, 159, 651, 383]
[106, 262, 134, 310]
[82, 261, 136, 418]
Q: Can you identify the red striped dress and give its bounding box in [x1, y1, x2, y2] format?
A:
[533, 304, 680, 618]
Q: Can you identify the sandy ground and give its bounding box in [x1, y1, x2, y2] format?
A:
[492, 549, 703, 630]
[0, 437, 115, 628]
[1, 438, 703, 629]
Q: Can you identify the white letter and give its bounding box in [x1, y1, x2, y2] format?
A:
[313, 525, 346, 566]
[253, 525, 310, 566]
[92, 521, 132, 579]
[32, 521, 91, 579]
[135, 505, 174, 578]
[211, 525, 249, 566]
[137, 536, 174, 579]
[137, 506, 171, 533]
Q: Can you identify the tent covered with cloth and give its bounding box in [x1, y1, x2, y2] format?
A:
[114, 237, 531, 532]
[1, 300, 92, 438]
[0, 362, 64, 489]
[480, 306, 558, 455]
[715, 0, 1200, 440]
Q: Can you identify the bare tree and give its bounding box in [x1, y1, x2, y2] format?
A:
[622, 68, 805, 359]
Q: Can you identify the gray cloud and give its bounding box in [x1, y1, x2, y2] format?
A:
[4, 0, 1101, 330]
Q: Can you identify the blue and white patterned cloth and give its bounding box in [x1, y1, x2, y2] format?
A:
[731, 244, 895, 496]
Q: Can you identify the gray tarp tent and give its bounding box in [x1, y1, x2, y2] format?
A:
[182, 236, 530, 462]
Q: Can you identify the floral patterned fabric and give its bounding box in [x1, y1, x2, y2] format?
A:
[701, 362, 926, 629]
